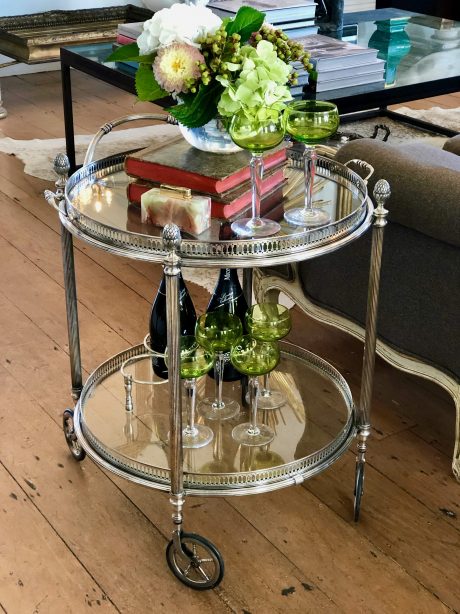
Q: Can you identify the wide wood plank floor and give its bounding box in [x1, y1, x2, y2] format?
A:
[0, 71, 459, 613]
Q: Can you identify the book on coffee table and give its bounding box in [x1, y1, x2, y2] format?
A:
[127, 163, 287, 219]
[208, 0, 317, 24]
[294, 34, 379, 69]
[124, 138, 288, 194]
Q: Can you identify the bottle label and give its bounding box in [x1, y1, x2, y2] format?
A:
[216, 291, 242, 308]
[157, 286, 187, 303]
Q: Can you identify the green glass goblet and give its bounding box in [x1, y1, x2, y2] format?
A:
[246, 303, 291, 410]
[284, 100, 339, 227]
[230, 335, 280, 446]
[166, 336, 215, 449]
[229, 108, 285, 238]
[195, 311, 243, 420]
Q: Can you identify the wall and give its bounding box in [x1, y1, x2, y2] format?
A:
[0, 0, 142, 74]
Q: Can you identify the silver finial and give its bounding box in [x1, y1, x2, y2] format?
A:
[162, 224, 182, 252]
[53, 153, 70, 178]
[373, 179, 391, 205]
[372, 179, 390, 227]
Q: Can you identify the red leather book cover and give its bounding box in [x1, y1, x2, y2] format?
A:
[127, 165, 286, 219]
[124, 138, 288, 194]
[116, 33, 137, 45]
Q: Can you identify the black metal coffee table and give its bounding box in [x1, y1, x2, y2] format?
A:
[60, 7, 460, 171]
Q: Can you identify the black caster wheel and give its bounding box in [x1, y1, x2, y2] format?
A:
[353, 461, 365, 522]
[166, 532, 224, 590]
[63, 408, 86, 462]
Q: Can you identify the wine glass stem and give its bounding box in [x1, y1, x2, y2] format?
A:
[261, 372, 271, 397]
[214, 353, 225, 410]
[303, 146, 317, 213]
[250, 153, 264, 227]
[184, 378, 196, 432]
[249, 376, 261, 436]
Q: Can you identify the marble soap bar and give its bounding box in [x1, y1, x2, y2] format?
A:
[141, 185, 211, 236]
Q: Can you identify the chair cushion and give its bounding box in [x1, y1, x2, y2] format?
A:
[335, 139, 460, 248]
[298, 222, 460, 379]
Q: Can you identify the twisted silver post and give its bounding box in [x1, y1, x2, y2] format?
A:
[354, 179, 390, 522]
[54, 154, 83, 401]
[163, 224, 184, 500]
[358, 179, 391, 432]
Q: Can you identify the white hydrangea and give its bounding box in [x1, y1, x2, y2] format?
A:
[137, 3, 222, 55]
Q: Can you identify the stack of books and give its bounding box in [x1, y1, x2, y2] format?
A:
[116, 21, 143, 45]
[111, 22, 144, 73]
[291, 34, 386, 95]
[208, 0, 318, 39]
[125, 136, 288, 220]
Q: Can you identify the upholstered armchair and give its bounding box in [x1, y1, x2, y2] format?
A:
[254, 136, 460, 479]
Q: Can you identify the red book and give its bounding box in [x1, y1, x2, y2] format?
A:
[124, 138, 288, 194]
[116, 33, 137, 45]
[127, 165, 286, 219]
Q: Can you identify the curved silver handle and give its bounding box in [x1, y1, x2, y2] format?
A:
[344, 159, 375, 185]
[83, 112, 178, 166]
[43, 189, 61, 212]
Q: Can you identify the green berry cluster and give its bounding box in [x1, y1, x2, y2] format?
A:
[183, 25, 243, 93]
[251, 24, 312, 85]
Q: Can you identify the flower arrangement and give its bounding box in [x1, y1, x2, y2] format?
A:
[107, 3, 311, 128]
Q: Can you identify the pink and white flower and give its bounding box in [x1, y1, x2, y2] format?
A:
[153, 43, 204, 94]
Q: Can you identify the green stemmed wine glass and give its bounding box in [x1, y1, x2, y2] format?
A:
[246, 303, 291, 410]
[284, 100, 339, 227]
[166, 336, 215, 448]
[230, 335, 280, 446]
[229, 108, 285, 238]
[195, 311, 243, 420]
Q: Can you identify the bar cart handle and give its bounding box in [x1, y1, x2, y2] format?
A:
[344, 159, 374, 185]
[83, 113, 179, 166]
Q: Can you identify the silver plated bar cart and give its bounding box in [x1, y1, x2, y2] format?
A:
[44, 113, 390, 590]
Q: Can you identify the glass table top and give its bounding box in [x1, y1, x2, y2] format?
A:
[63, 9, 460, 103]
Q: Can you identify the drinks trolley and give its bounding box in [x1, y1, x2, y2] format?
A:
[44, 113, 390, 590]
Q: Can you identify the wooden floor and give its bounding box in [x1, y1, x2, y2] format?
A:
[0, 71, 459, 613]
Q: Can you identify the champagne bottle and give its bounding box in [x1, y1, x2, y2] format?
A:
[207, 268, 248, 381]
[149, 273, 197, 379]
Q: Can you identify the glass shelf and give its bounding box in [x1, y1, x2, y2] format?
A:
[63, 151, 372, 268]
[76, 341, 355, 496]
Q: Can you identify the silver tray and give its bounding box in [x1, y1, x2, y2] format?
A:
[74, 341, 356, 497]
[63, 152, 373, 268]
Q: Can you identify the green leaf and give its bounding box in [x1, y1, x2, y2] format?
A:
[226, 6, 265, 42]
[135, 63, 168, 102]
[169, 82, 223, 128]
[106, 42, 140, 62]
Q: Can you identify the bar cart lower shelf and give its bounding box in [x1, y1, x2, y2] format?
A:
[64, 340, 356, 588]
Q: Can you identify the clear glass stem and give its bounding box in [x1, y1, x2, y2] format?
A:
[303, 146, 317, 213]
[261, 372, 271, 397]
[184, 378, 196, 434]
[213, 353, 225, 410]
[248, 376, 261, 436]
[250, 153, 264, 227]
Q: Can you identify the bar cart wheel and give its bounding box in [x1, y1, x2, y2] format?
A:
[166, 532, 224, 590]
[63, 408, 86, 462]
[353, 460, 365, 522]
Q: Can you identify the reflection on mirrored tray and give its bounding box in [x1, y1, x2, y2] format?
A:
[82, 351, 350, 476]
